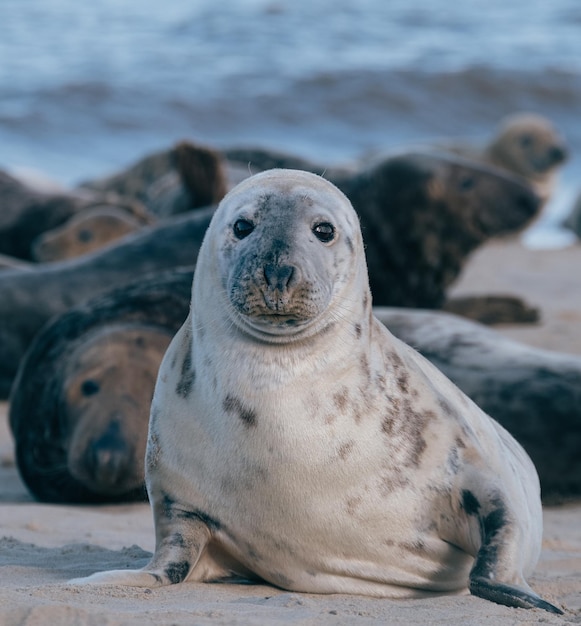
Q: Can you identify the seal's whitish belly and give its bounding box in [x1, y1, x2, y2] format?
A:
[151, 367, 474, 594]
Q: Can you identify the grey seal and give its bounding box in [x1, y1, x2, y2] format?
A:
[31, 206, 149, 262]
[70, 169, 561, 614]
[438, 113, 568, 206]
[482, 113, 568, 205]
[80, 141, 228, 217]
[0, 168, 150, 260]
[9, 268, 194, 503]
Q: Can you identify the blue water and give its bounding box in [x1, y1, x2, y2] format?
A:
[1, 0, 580, 245]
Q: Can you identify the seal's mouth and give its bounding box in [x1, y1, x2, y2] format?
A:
[254, 314, 301, 326]
[239, 311, 313, 332]
[531, 145, 568, 174]
[228, 290, 324, 334]
[227, 304, 328, 343]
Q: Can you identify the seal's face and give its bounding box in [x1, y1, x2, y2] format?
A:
[488, 114, 568, 181]
[199, 170, 364, 340]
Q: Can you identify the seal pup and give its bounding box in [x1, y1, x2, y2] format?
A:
[31, 206, 149, 262]
[9, 268, 194, 503]
[70, 169, 561, 614]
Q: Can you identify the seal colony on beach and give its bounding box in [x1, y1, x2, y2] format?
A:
[10, 266, 581, 504]
[70, 170, 561, 614]
[0, 151, 539, 397]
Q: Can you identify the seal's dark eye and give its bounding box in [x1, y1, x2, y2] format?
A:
[459, 176, 475, 191]
[519, 134, 533, 148]
[313, 222, 335, 243]
[81, 379, 100, 396]
[78, 229, 93, 243]
[233, 219, 254, 239]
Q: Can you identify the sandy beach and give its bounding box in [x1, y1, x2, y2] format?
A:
[1, 237, 580, 625]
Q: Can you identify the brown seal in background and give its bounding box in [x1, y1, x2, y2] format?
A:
[9, 267, 194, 504]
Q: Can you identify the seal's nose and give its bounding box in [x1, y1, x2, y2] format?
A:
[548, 144, 568, 165]
[264, 264, 295, 291]
[84, 419, 130, 491]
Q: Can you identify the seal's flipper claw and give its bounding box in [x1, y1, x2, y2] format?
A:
[470, 577, 563, 614]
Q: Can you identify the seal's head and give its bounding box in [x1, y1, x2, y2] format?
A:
[32, 207, 143, 262]
[484, 113, 568, 202]
[193, 169, 369, 342]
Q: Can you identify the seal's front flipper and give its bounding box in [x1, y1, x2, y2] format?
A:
[69, 568, 165, 587]
[69, 498, 213, 587]
[470, 576, 563, 614]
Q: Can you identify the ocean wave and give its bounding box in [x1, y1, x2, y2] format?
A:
[1, 65, 580, 184]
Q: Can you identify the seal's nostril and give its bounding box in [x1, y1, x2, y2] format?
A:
[264, 264, 295, 291]
[548, 145, 568, 165]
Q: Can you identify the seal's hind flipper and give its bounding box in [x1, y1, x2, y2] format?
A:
[460, 489, 563, 614]
[470, 576, 563, 614]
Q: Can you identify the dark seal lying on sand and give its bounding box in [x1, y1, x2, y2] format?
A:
[9, 268, 195, 504]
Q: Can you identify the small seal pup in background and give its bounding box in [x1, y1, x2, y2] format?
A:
[71, 169, 560, 613]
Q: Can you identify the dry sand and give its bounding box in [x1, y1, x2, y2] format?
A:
[1, 238, 580, 625]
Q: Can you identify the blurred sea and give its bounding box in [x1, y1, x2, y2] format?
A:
[1, 0, 580, 247]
